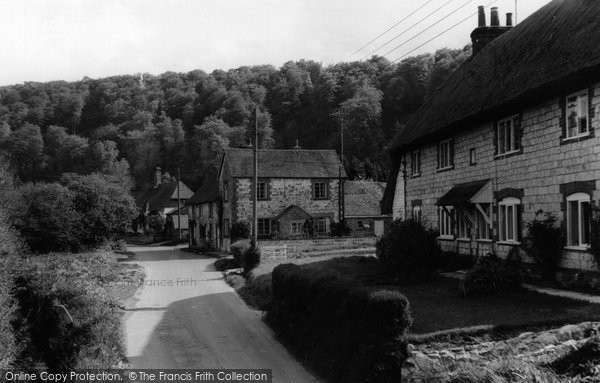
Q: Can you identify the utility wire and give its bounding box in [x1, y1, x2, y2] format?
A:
[382, 0, 474, 58]
[390, 0, 499, 64]
[362, 0, 460, 60]
[344, 0, 436, 61]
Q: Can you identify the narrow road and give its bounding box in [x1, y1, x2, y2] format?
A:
[123, 245, 320, 382]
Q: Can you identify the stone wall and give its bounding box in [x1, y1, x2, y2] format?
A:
[394, 81, 600, 270]
[233, 178, 342, 222]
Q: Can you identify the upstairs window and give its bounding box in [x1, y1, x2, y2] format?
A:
[497, 116, 520, 155]
[499, 197, 520, 242]
[566, 193, 591, 248]
[312, 181, 328, 200]
[566, 90, 589, 138]
[411, 150, 421, 176]
[257, 180, 269, 200]
[437, 139, 453, 170]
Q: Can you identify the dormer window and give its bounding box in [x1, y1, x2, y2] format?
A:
[566, 90, 589, 139]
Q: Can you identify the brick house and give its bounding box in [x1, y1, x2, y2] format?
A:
[382, 1, 600, 270]
[344, 180, 390, 237]
[186, 176, 220, 249]
[218, 148, 346, 250]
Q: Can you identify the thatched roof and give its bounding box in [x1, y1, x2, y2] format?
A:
[134, 181, 194, 211]
[392, 0, 600, 152]
[219, 148, 346, 179]
[187, 176, 219, 205]
[344, 181, 386, 217]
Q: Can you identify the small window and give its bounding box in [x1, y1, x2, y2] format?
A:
[566, 193, 591, 247]
[411, 150, 421, 176]
[357, 220, 364, 229]
[476, 203, 491, 240]
[412, 205, 422, 223]
[290, 221, 303, 236]
[438, 206, 454, 238]
[566, 90, 589, 138]
[312, 181, 328, 200]
[469, 148, 476, 165]
[257, 180, 269, 200]
[497, 116, 520, 155]
[315, 217, 329, 233]
[498, 197, 521, 242]
[257, 218, 271, 237]
[223, 183, 229, 201]
[437, 139, 453, 170]
[223, 219, 230, 236]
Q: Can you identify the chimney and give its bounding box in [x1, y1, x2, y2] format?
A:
[477, 5, 486, 27]
[490, 7, 499, 26]
[293, 139, 301, 149]
[154, 167, 161, 188]
[470, 5, 513, 56]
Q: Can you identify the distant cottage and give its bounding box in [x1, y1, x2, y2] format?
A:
[344, 180, 390, 237]
[187, 148, 346, 251]
[382, 0, 600, 270]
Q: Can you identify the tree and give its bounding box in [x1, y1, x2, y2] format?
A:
[6, 123, 45, 181]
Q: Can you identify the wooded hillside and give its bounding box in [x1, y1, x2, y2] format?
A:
[0, 47, 470, 190]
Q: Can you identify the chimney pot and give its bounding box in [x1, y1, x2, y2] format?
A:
[506, 12, 513, 27]
[490, 7, 499, 26]
[477, 5, 486, 27]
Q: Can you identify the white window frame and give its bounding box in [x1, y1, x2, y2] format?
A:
[313, 181, 327, 200]
[566, 192, 591, 248]
[412, 205, 422, 223]
[476, 203, 492, 241]
[290, 220, 303, 236]
[411, 150, 421, 176]
[438, 206, 454, 239]
[496, 115, 520, 156]
[257, 218, 271, 237]
[315, 217, 329, 234]
[457, 211, 470, 240]
[437, 139, 453, 170]
[498, 197, 520, 243]
[565, 90, 589, 139]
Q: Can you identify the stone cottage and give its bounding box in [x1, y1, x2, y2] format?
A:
[382, 1, 600, 270]
[186, 176, 220, 249]
[218, 148, 346, 250]
[344, 180, 390, 237]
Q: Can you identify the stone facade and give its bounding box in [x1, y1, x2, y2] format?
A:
[393, 82, 600, 270]
[187, 202, 220, 249]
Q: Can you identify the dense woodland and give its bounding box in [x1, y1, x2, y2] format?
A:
[0, 47, 470, 191]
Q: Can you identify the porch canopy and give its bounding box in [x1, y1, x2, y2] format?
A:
[436, 179, 493, 206]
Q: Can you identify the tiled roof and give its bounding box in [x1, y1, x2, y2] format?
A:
[220, 148, 346, 179]
[187, 176, 219, 205]
[436, 179, 491, 206]
[134, 181, 193, 211]
[392, 0, 600, 151]
[344, 181, 386, 217]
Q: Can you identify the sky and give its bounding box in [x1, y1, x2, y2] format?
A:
[0, 0, 552, 86]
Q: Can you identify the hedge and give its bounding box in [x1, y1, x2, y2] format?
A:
[267, 264, 412, 382]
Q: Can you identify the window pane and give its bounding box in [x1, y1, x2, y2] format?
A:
[507, 205, 514, 240]
[582, 201, 591, 245]
[569, 201, 579, 246]
[498, 123, 506, 154]
[506, 120, 512, 151]
[567, 96, 578, 137]
[578, 94, 588, 134]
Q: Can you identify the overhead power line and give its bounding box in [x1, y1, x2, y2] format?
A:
[344, 0, 436, 61]
[381, 0, 474, 58]
[362, 0, 460, 60]
[390, 0, 499, 64]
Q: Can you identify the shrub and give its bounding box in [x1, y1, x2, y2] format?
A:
[437, 251, 476, 272]
[268, 264, 412, 382]
[523, 210, 563, 281]
[589, 205, 600, 269]
[230, 221, 251, 243]
[230, 239, 250, 265]
[330, 220, 351, 237]
[147, 214, 165, 234]
[242, 244, 261, 276]
[13, 252, 126, 371]
[214, 257, 240, 271]
[376, 219, 440, 283]
[460, 252, 522, 296]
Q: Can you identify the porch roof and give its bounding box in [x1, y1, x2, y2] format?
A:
[436, 179, 492, 206]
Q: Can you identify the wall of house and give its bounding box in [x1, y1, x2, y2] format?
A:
[187, 202, 221, 249]
[232, 178, 342, 223]
[395, 82, 600, 270]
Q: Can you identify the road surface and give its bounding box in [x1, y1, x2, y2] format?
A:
[123, 245, 320, 382]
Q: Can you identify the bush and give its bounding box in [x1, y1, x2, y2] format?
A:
[330, 220, 351, 237]
[437, 251, 476, 272]
[13, 252, 126, 371]
[230, 239, 250, 265]
[376, 219, 440, 283]
[268, 264, 412, 382]
[460, 252, 522, 296]
[242, 244, 261, 276]
[147, 214, 165, 234]
[523, 210, 563, 281]
[589, 205, 600, 269]
[230, 221, 251, 243]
